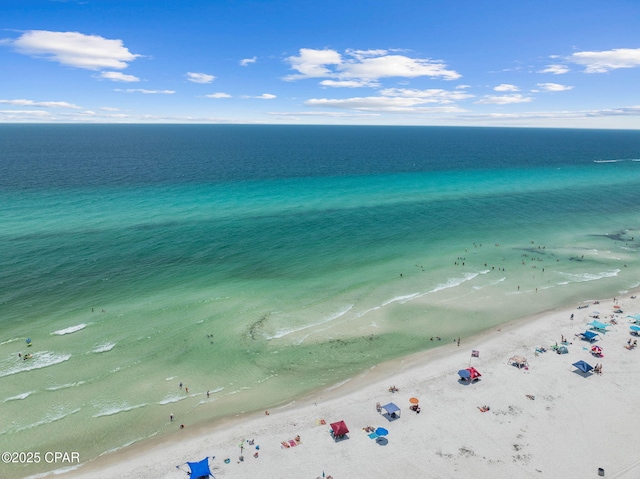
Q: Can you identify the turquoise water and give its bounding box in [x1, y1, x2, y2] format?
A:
[1, 125, 640, 478]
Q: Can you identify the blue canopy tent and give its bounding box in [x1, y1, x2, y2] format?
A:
[572, 360, 594, 374]
[184, 457, 214, 479]
[381, 402, 401, 418]
[578, 331, 599, 342]
[587, 320, 611, 332]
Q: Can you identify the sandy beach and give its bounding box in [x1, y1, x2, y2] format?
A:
[46, 290, 640, 479]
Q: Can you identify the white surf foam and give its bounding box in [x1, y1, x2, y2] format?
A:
[4, 391, 35, 402]
[0, 351, 72, 378]
[52, 323, 87, 335]
[557, 269, 620, 284]
[92, 342, 116, 353]
[45, 381, 86, 391]
[93, 403, 146, 418]
[267, 304, 354, 339]
[16, 407, 81, 432]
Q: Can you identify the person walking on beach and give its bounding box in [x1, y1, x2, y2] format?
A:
[170, 413, 174, 421]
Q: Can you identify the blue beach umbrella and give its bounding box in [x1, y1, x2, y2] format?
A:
[630, 325, 640, 332]
[375, 427, 388, 437]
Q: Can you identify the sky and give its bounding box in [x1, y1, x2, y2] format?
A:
[1, 0, 640, 128]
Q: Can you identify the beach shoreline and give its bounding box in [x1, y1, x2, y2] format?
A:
[34, 288, 640, 479]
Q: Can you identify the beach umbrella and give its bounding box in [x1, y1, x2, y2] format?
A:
[630, 325, 640, 332]
[591, 345, 603, 356]
[458, 369, 471, 379]
[374, 427, 388, 437]
[409, 397, 419, 404]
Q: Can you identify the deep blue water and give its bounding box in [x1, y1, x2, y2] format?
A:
[2, 125, 640, 188]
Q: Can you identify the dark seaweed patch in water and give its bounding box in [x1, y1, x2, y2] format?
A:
[591, 230, 636, 243]
[520, 247, 548, 256]
[247, 314, 269, 340]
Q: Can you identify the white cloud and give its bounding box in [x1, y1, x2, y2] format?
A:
[494, 84, 519, 92]
[584, 105, 640, 117]
[539, 64, 570, 75]
[345, 49, 389, 60]
[475, 94, 533, 105]
[285, 48, 343, 79]
[115, 89, 175, 94]
[284, 48, 461, 82]
[537, 83, 574, 92]
[187, 72, 216, 83]
[301, 84, 472, 114]
[459, 105, 640, 122]
[0, 99, 82, 109]
[343, 54, 461, 81]
[305, 96, 465, 113]
[240, 57, 257, 66]
[9, 30, 140, 70]
[100, 71, 140, 82]
[205, 93, 232, 98]
[379, 88, 474, 103]
[569, 48, 640, 73]
[305, 96, 466, 113]
[238, 93, 276, 100]
[319, 79, 378, 88]
[269, 111, 380, 118]
[0, 109, 52, 117]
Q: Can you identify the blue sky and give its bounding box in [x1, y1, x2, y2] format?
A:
[2, 0, 640, 127]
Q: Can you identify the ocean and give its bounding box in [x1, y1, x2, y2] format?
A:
[1, 125, 640, 478]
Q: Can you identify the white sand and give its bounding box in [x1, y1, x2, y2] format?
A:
[58, 293, 640, 479]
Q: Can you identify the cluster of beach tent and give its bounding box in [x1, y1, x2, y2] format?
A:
[457, 367, 481, 381]
[179, 309, 640, 477]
